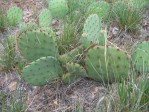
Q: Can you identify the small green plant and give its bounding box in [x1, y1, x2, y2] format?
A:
[97, 76, 149, 111]
[0, 88, 26, 112]
[0, 10, 7, 31]
[0, 36, 16, 71]
[111, 0, 145, 32]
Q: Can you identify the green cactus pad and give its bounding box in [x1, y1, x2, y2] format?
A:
[7, 6, 23, 26]
[48, 0, 68, 18]
[78, 0, 96, 8]
[33, 27, 55, 36]
[81, 14, 105, 48]
[85, 46, 130, 83]
[131, 41, 149, 74]
[63, 73, 78, 84]
[67, 0, 96, 11]
[17, 29, 58, 62]
[62, 62, 87, 84]
[87, 1, 110, 20]
[23, 56, 63, 86]
[19, 22, 38, 31]
[58, 45, 84, 63]
[39, 9, 52, 27]
[66, 62, 87, 77]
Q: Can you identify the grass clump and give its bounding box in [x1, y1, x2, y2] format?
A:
[111, 0, 148, 33]
[0, 87, 26, 112]
[0, 10, 7, 31]
[96, 75, 149, 112]
[0, 36, 16, 71]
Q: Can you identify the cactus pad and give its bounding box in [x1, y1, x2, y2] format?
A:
[17, 29, 58, 62]
[23, 56, 63, 86]
[19, 22, 38, 31]
[48, 0, 68, 18]
[85, 46, 130, 83]
[7, 6, 23, 26]
[66, 62, 87, 77]
[81, 14, 105, 48]
[62, 62, 87, 84]
[131, 41, 149, 74]
[39, 9, 52, 27]
[87, 1, 110, 20]
[78, 0, 96, 8]
[58, 45, 84, 63]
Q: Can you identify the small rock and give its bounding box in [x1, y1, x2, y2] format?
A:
[8, 81, 17, 92]
[112, 27, 119, 35]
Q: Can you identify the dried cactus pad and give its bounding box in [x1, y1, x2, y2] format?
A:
[81, 14, 105, 48]
[85, 46, 130, 83]
[23, 56, 63, 86]
[7, 6, 23, 26]
[48, 0, 68, 18]
[17, 29, 58, 62]
[131, 41, 149, 74]
[39, 9, 52, 27]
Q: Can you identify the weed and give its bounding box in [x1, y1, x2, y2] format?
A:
[0, 84, 26, 112]
[97, 74, 149, 112]
[0, 36, 16, 71]
[0, 10, 7, 32]
[111, 0, 149, 33]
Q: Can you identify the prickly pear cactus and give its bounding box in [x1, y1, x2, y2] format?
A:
[87, 1, 110, 20]
[48, 0, 68, 18]
[78, 0, 96, 9]
[39, 9, 52, 27]
[85, 46, 130, 83]
[17, 29, 59, 62]
[62, 62, 87, 84]
[19, 22, 38, 31]
[66, 62, 87, 77]
[23, 56, 63, 86]
[81, 14, 106, 48]
[7, 6, 23, 26]
[131, 41, 149, 74]
[58, 45, 84, 63]
[67, 0, 96, 12]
